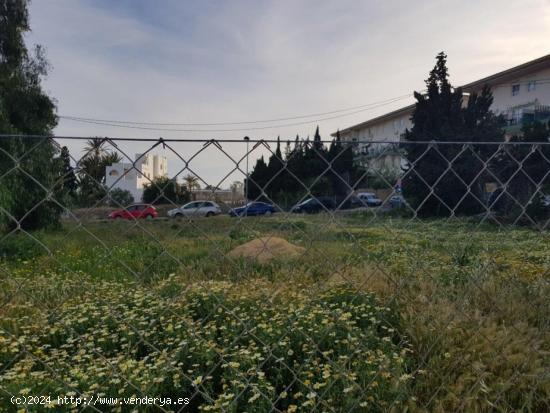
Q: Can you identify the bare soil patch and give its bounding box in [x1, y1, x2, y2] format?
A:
[228, 237, 305, 263]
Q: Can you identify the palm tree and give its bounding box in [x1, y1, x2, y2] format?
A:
[79, 143, 121, 184]
[183, 174, 201, 191]
[101, 152, 122, 168]
[83, 137, 107, 159]
[230, 180, 243, 193]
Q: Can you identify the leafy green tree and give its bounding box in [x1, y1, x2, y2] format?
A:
[142, 177, 190, 205]
[107, 188, 134, 207]
[404, 52, 505, 216]
[0, 0, 59, 232]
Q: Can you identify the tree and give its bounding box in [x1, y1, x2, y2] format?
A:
[403, 52, 505, 216]
[108, 188, 134, 207]
[142, 177, 190, 205]
[183, 174, 201, 191]
[230, 181, 243, 193]
[55, 146, 78, 205]
[491, 120, 550, 221]
[83, 137, 107, 159]
[0, 0, 59, 231]
[328, 130, 356, 195]
[77, 138, 122, 205]
[246, 155, 268, 200]
[265, 136, 285, 199]
[304, 127, 328, 179]
[313, 126, 323, 151]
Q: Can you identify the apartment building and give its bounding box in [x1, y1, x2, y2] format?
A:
[333, 54, 550, 172]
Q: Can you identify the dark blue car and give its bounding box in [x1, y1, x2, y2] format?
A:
[229, 202, 276, 217]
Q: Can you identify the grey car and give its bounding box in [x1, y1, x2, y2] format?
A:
[167, 201, 222, 218]
[356, 192, 383, 207]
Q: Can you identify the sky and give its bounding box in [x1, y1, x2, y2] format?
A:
[26, 0, 550, 188]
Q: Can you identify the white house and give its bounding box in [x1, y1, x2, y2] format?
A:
[333, 53, 550, 172]
[105, 153, 168, 202]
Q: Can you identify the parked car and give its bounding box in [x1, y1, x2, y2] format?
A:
[356, 192, 383, 207]
[291, 197, 335, 214]
[334, 196, 362, 210]
[388, 195, 407, 209]
[109, 204, 158, 220]
[229, 202, 276, 217]
[167, 201, 221, 218]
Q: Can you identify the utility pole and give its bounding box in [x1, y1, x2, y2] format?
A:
[244, 136, 250, 201]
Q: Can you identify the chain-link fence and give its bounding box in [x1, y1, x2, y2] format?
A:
[0, 135, 549, 412]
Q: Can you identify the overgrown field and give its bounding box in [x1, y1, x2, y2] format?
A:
[1, 213, 549, 412]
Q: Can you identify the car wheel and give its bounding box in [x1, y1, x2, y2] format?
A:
[264, 210, 272, 216]
[145, 214, 154, 220]
[174, 213, 183, 219]
[205, 211, 214, 217]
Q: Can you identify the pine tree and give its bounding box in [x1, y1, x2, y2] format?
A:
[492, 120, 550, 218]
[404, 52, 504, 216]
[265, 136, 284, 200]
[328, 130, 356, 195]
[247, 156, 269, 200]
[313, 125, 323, 151]
[286, 135, 304, 195]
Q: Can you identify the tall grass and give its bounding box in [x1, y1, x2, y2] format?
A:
[0, 214, 548, 411]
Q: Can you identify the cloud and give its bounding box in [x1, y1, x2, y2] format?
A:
[25, 0, 550, 185]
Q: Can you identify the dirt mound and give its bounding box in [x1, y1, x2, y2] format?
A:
[228, 237, 305, 263]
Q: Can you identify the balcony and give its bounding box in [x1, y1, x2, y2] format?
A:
[504, 105, 550, 135]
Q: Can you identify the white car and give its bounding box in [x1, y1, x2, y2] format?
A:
[167, 201, 222, 218]
[356, 192, 383, 207]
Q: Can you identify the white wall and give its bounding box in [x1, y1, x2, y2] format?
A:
[340, 112, 412, 144]
[481, 67, 550, 116]
[105, 163, 141, 202]
[105, 153, 169, 203]
[339, 63, 550, 174]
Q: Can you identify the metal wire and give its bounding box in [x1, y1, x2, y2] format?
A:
[0, 136, 548, 412]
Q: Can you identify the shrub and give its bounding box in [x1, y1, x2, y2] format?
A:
[142, 177, 190, 205]
[0, 232, 44, 260]
[107, 188, 134, 207]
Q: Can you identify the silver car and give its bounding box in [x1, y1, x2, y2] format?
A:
[167, 201, 222, 218]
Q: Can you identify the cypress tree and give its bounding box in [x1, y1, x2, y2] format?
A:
[404, 52, 504, 216]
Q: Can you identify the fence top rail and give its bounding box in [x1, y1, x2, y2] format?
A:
[1, 134, 550, 146]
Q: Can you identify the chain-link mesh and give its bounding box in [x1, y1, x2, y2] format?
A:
[0, 135, 549, 412]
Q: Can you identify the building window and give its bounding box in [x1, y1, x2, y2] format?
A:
[511, 84, 520, 96]
[527, 81, 536, 92]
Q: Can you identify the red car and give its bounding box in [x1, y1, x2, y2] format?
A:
[109, 204, 158, 220]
